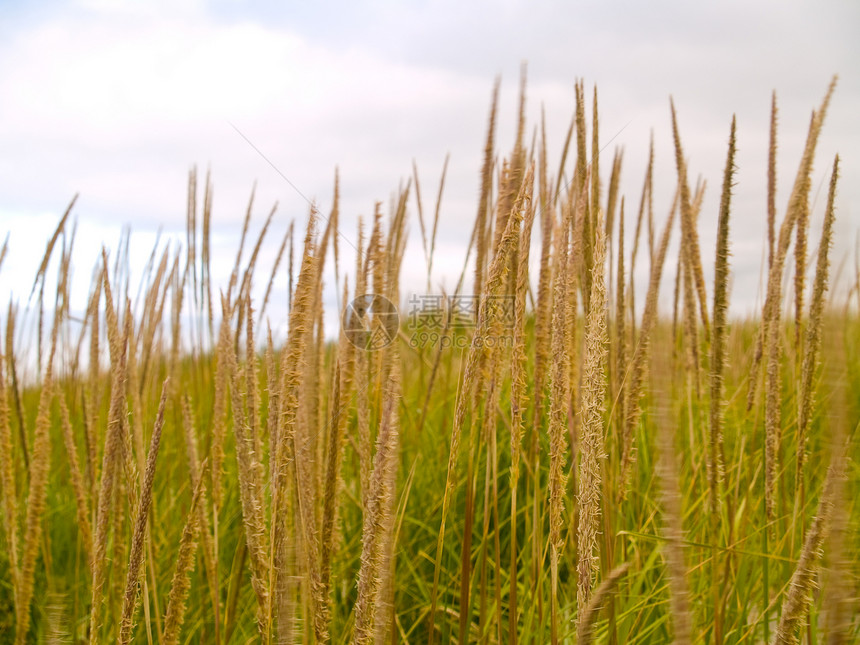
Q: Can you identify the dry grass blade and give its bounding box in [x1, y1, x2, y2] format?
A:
[548, 198, 571, 645]
[621, 197, 677, 498]
[210, 297, 233, 512]
[353, 365, 401, 645]
[652, 359, 692, 645]
[614, 198, 627, 426]
[89, 257, 129, 644]
[118, 379, 169, 645]
[708, 117, 737, 513]
[427, 164, 527, 645]
[773, 451, 843, 644]
[670, 99, 710, 339]
[749, 76, 837, 413]
[320, 331, 356, 607]
[576, 562, 631, 645]
[28, 194, 77, 302]
[57, 386, 94, 566]
[180, 396, 220, 642]
[0, 341, 20, 614]
[225, 304, 270, 623]
[630, 133, 654, 288]
[228, 184, 256, 299]
[767, 92, 778, 270]
[258, 221, 292, 328]
[793, 78, 837, 349]
[427, 153, 449, 288]
[795, 156, 838, 497]
[15, 301, 60, 645]
[270, 210, 327, 642]
[509, 163, 536, 644]
[3, 304, 28, 473]
[473, 79, 500, 301]
[577, 208, 609, 619]
[412, 159, 429, 266]
[762, 79, 834, 532]
[161, 460, 209, 645]
[0, 233, 8, 274]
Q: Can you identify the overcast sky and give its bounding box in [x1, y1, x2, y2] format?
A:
[1, 0, 858, 344]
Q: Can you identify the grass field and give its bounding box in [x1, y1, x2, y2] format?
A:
[0, 75, 858, 644]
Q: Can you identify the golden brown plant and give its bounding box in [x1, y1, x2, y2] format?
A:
[353, 364, 401, 645]
[161, 461, 209, 645]
[795, 156, 839, 497]
[427, 164, 528, 645]
[708, 117, 737, 513]
[577, 205, 610, 626]
[620, 197, 677, 497]
[57, 387, 94, 566]
[15, 299, 61, 645]
[508, 163, 536, 643]
[0, 344, 20, 616]
[118, 379, 169, 645]
[548, 198, 571, 645]
[653, 362, 692, 645]
[670, 99, 710, 339]
[576, 562, 631, 645]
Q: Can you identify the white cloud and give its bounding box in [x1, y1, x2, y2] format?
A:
[1, 0, 858, 336]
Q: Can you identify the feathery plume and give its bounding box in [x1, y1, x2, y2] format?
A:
[708, 117, 737, 513]
[118, 379, 169, 645]
[576, 208, 609, 618]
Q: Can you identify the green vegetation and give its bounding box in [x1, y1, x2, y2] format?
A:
[0, 73, 857, 644]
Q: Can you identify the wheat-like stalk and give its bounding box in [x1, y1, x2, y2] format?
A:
[773, 453, 842, 645]
[118, 379, 169, 645]
[652, 361, 692, 645]
[620, 197, 677, 497]
[5, 304, 29, 474]
[57, 386, 94, 566]
[576, 562, 631, 645]
[210, 298, 232, 512]
[15, 295, 62, 645]
[548, 198, 571, 645]
[180, 396, 220, 641]
[0, 342, 20, 618]
[762, 79, 835, 532]
[614, 198, 627, 432]
[427, 165, 527, 645]
[708, 117, 737, 514]
[85, 267, 103, 501]
[474, 80, 500, 301]
[791, 78, 836, 352]
[795, 156, 838, 497]
[353, 364, 401, 645]
[161, 460, 209, 645]
[270, 210, 328, 642]
[508, 163, 536, 643]
[767, 92, 778, 271]
[88, 255, 130, 644]
[225, 298, 270, 625]
[670, 99, 710, 339]
[320, 323, 356, 606]
[576, 207, 609, 622]
[749, 77, 836, 413]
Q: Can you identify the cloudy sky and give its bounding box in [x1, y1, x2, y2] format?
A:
[1, 0, 858, 343]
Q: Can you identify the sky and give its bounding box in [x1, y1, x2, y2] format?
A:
[1, 0, 858, 348]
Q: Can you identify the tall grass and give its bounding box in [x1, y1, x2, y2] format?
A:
[0, 76, 857, 645]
